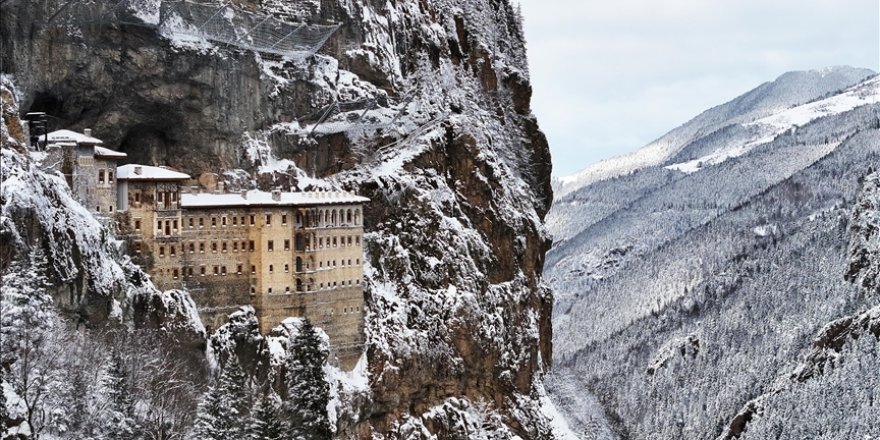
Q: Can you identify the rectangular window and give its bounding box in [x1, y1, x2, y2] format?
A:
[171, 192, 177, 203]
[265, 214, 272, 225]
[135, 242, 141, 253]
[158, 220, 162, 231]
[172, 269, 178, 279]
[221, 266, 227, 276]
[237, 264, 243, 274]
[211, 217, 217, 227]
[211, 242, 217, 253]
[170, 246, 176, 256]
[319, 238, 324, 248]
[232, 217, 238, 226]
[222, 242, 227, 253]
[189, 218, 194, 228]
[356, 236, 361, 246]
[267, 240, 274, 252]
[199, 242, 205, 253]
[222, 216, 227, 226]
[159, 246, 165, 257]
[199, 218, 204, 228]
[200, 266, 206, 276]
[284, 264, 289, 273]
[269, 265, 274, 274]
[189, 243, 195, 254]
[134, 192, 140, 203]
[233, 242, 238, 252]
[268, 287, 273, 294]
[284, 239, 290, 251]
[108, 171, 114, 183]
[173, 220, 178, 230]
[251, 265, 256, 274]
[213, 266, 219, 275]
[282, 214, 287, 225]
[134, 219, 141, 231]
[249, 215, 255, 225]
[249, 240, 255, 252]
[98, 169, 105, 184]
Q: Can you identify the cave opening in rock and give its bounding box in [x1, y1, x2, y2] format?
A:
[118, 123, 176, 167]
[27, 92, 66, 130]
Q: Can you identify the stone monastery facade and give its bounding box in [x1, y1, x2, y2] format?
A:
[43, 129, 367, 367]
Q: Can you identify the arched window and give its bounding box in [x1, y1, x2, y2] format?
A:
[296, 257, 303, 273]
[347, 209, 352, 224]
[354, 209, 361, 225]
[296, 278, 303, 292]
[331, 210, 337, 226]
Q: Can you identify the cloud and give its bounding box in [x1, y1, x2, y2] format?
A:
[517, 0, 880, 176]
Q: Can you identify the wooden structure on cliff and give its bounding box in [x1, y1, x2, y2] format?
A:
[5, 0, 341, 60]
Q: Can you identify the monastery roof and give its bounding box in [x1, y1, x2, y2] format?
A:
[117, 164, 191, 181]
[94, 146, 127, 159]
[46, 129, 103, 145]
[180, 190, 369, 208]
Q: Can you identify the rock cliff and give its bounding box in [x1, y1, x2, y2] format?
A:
[1, 0, 557, 437]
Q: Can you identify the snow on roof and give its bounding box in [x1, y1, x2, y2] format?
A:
[116, 164, 191, 181]
[181, 190, 369, 208]
[94, 146, 127, 159]
[46, 129, 103, 145]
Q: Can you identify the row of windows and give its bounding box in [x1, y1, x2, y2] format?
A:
[97, 169, 115, 184]
[250, 278, 362, 295]
[296, 208, 362, 228]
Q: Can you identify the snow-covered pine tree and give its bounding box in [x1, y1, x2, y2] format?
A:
[191, 355, 252, 440]
[284, 319, 332, 440]
[0, 367, 7, 436]
[246, 390, 286, 440]
[103, 349, 138, 439]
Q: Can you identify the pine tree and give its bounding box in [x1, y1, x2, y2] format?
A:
[284, 319, 332, 440]
[191, 355, 252, 440]
[246, 391, 286, 440]
[103, 349, 137, 440]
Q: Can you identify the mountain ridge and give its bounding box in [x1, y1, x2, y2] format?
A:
[555, 65, 876, 198]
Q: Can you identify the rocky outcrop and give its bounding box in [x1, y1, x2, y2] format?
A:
[1, 0, 555, 437]
[846, 172, 880, 294]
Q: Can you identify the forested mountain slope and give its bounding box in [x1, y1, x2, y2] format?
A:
[545, 71, 880, 439]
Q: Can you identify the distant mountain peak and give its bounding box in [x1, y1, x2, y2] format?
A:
[556, 66, 877, 198]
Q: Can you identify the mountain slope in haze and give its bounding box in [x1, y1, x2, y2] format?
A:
[544, 70, 880, 439]
[554, 66, 875, 199]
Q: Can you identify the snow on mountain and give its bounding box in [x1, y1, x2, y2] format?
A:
[665, 75, 879, 174]
[555, 66, 875, 198]
[544, 71, 880, 439]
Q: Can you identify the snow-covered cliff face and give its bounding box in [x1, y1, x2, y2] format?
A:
[2, 0, 557, 437]
[545, 71, 880, 438]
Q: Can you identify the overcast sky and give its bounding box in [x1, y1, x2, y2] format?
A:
[516, 0, 880, 177]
